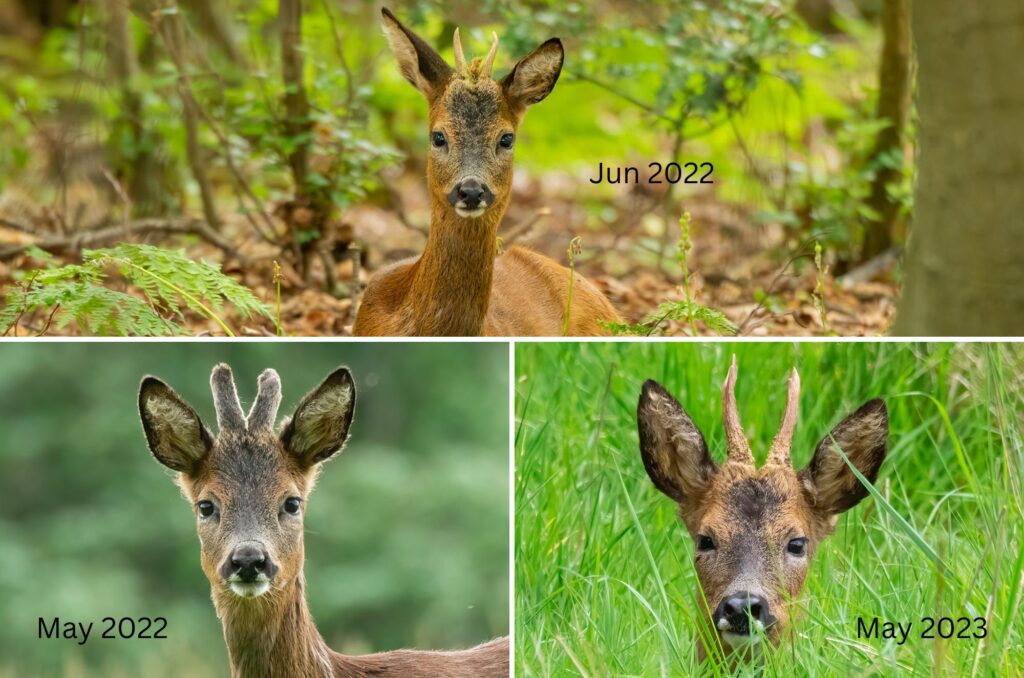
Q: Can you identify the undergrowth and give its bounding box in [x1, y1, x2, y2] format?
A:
[1, 244, 272, 336]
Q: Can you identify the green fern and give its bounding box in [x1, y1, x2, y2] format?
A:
[2, 244, 272, 336]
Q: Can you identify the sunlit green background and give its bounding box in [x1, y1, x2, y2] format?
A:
[0, 342, 509, 677]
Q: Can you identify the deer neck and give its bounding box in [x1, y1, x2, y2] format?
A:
[215, 573, 334, 678]
[405, 201, 504, 336]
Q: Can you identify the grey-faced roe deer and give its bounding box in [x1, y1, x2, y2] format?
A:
[636, 357, 888, 662]
[138, 364, 508, 678]
[353, 8, 620, 336]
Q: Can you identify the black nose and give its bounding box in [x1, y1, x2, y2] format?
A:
[714, 592, 773, 634]
[223, 543, 273, 583]
[447, 179, 493, 210]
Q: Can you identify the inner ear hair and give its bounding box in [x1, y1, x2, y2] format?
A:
[637, 379, 716, 503]
[380, 7, 452, 96]
[138, 377, 212, 474]
[801, 398, 888, 514]
[502, 38, 564, 109]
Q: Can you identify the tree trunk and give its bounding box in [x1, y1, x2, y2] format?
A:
[280, 0, 332, 283]
[280, 0, 309, 193]
[893, 2, 1024, 335]
[157, 7, 221, 230]
[860, 0, 910, 262]
[105, 0, 164, 216]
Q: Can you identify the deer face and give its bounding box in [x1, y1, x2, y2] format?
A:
[637, 358, 887, 657]
[138, 365, 355, 600]
[381, 8, 563, 219]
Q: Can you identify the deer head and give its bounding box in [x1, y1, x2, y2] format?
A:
[380, 7, 563, 220]
[138, 364, 355, 601]
[636, 357, 888, 657]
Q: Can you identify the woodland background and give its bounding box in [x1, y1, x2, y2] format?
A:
[0, 0, 1020, 336]
[0, 343, 509, 676]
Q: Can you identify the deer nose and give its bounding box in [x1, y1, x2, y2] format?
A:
[714, 592, 774, 635]
[448, 179, 494, 210]
[223, 543, 275, 583]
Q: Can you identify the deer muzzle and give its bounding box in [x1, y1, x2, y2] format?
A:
[447, 177, 495, 218]
[713, 591, 777, 647]
[220, 541, 278, 598]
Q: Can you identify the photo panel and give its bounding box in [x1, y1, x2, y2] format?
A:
[0, 342, 510, 677]
[514, 341, 1023, 675]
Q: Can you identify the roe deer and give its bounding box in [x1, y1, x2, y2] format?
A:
[138, 364, 508, 677]
[353, 8, 620, 336]
[636, 357, 888, 662]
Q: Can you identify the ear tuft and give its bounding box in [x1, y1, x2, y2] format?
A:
[281, 367, 356, 468]
[637, 379, 716, 503]
[801, 398, 888, 515]
[139, 377, 212, 474]
[500, 37, 564, 111]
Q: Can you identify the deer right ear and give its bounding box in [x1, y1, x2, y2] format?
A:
[800, 399, 888, 515]
[280, 367, 356, 469]
[637, 380, 717, 502]
[138, 377, 212, 474]
[380, 8, 452, 98]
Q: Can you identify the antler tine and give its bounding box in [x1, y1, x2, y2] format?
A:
[479, 31, 499, 79]
[767, 368, 800, 466]
[210, 364, 246, 433]
[453, 27, 468, 76]
[247, 368, 282, 433]
[722, 355, 754, 465]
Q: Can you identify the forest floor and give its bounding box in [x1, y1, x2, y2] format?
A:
[0, 166, 897, 337]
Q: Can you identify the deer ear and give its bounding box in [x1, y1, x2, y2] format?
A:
[800, 399, 888, 515]
[281, 367, 356, 468]
[139, 377, 212, 474]
[501, 38, 563, 112]
[637, 380, 717, 503]
[380, 8, 452, 98]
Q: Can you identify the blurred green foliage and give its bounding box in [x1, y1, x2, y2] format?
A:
[0, 342, 509, 676]
[0, 0, 909, 268]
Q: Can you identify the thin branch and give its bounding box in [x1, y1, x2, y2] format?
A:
[0, 218, 245, 261]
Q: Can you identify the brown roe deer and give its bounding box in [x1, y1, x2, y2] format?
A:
[138, 364, 508, 678]
[636, 357, 888, 662]
[353, 8, 620, 336]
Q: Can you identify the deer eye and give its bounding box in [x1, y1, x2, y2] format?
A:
[283, 497, 302, 515]
[787, 538, 807, 556]
[697, 535, 715, 551]
[431, 131, 447, 148]
[197, 500, 215, 519]
[498, 133, 514, 149]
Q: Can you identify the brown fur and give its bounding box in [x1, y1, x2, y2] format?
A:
[139, 365, 509, 678]
[636, 366, 888, 665]
[353, 9, 620, 337]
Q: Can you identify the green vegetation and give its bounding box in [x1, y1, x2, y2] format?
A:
[0, 343, 508, 676]
[515, 342, 1023, 675]
[0, 1, 913, 335]
[1, 244, 271, 336]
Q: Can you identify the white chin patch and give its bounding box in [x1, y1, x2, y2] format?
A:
[455, 206, 487, 218]
[721, 631, 763, 648]
[229, 579, 271, 598]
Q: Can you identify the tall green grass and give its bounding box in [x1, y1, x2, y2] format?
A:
[515, 343, 1023, 676]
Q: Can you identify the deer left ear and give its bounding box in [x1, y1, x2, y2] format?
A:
[281, 367, 356, 468]
[380, 8, 452, 99]
[800, 399, 888, 515]
[501, 38, 563, 112]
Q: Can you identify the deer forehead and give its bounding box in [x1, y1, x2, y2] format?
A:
[698, 469, 809, 537]
[431, 80, 513, 133]
[188, 432, 305, 501]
